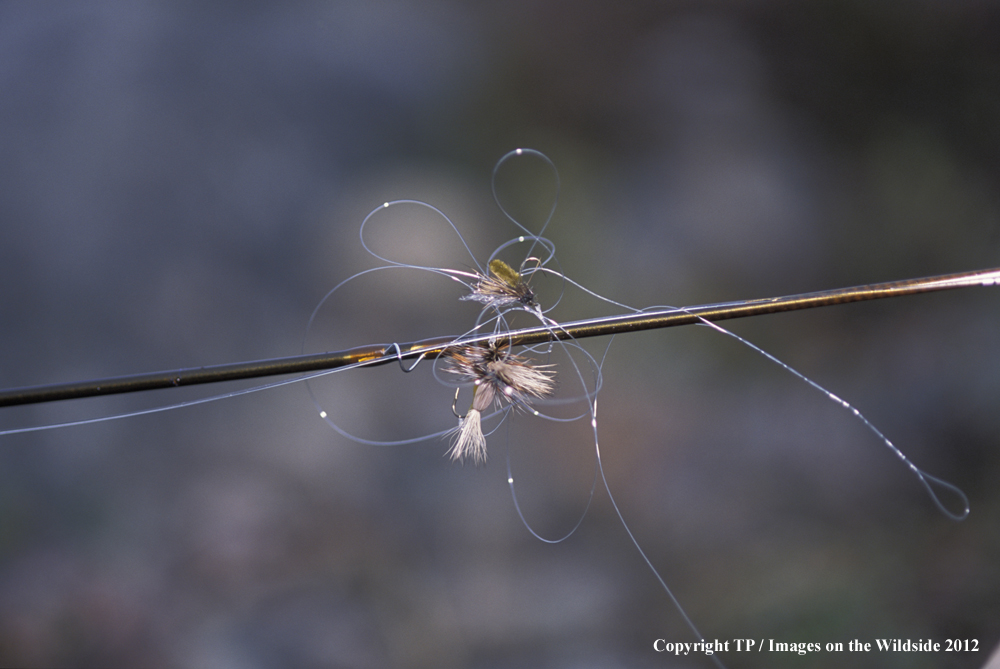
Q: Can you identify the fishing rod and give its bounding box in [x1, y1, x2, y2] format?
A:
[2, 266, 998, 408]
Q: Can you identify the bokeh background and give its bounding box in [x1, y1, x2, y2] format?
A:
[1, 2, 999, 668]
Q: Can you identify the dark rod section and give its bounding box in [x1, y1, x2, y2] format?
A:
[1, 267, 997, 408]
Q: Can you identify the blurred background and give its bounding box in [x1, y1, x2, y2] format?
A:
[1, 2, 999, 668]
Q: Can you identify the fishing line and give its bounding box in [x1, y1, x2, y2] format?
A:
[1, 148, 981, 668]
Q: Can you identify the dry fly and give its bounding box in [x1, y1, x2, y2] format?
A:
[461, 258, 541, 315]
[443, 339, 555, 464]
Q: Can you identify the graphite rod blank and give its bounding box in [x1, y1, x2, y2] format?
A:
[1, 266, 997, 408]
